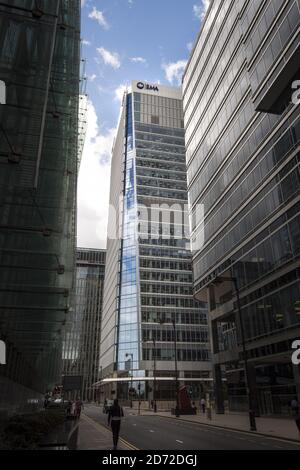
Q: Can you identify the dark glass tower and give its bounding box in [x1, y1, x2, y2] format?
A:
[0, 0, 81, 416]
[183, 0, 300, 415]
[100, 81, 211, 405]
[62, 248, 106, 401]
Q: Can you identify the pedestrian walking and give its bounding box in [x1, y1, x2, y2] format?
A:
[200, 398, 206, 414]
[107, 399, 124, 450]
[71, 400, 76, 417]
[75, 397, 84, 419]
[191, 401, 197, 415]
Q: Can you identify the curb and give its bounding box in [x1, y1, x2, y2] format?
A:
[142, 413, 300, 445]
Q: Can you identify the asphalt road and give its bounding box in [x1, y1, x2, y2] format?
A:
[84, 404, 300, 450]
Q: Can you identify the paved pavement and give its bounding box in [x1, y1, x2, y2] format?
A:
[76, 412, 134, 450]
[83, 404, 300, 450]
[140, 409, 300, 442]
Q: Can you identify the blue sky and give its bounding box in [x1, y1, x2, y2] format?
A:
[77, 0, 209, 249]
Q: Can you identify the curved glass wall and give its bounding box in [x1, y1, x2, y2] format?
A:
[117, 94, 140, 372]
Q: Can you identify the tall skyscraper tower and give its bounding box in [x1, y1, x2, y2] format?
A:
[0, 0, 81, 415]
[100, 81, 211, 404]
[183, 0, 300, 415]
[62, 248, 106, 401]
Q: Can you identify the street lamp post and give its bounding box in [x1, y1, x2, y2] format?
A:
[98, 366, 103, 404]
[158, 318, 180, 417]
[214, 276, 257, 431]
[126, 353, 134, 408]
[171, 319, 180, 418]
[152, 338, 157, 412]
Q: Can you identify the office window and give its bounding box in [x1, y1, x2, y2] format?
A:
[151, 115, 159, 125]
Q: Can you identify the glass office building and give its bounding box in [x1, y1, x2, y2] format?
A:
[0, 0, 81, 416]
[100, 81, 211, 404]
[62, 249, 106, 401]
[183, 0, 300, 415]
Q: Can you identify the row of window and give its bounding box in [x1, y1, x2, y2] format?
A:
[142, 348, 210, 362]
[135, 122, 184, 138]
[140, 283, 193, 296]
[185, 46, 246, 149]
[140, 270, 192, 283]
[140, 258, 192, 271]
[136, 157, 186, 173]
[139, 246, 191, 260]
[141, 297, 197, 308]
[194, 156, 300, 282]
[136, 167, 186, 182]
[135, 113, 184, 129]
[142, 328, 208, 343]
[136, 148, 186, 164]
[141, 310, 207, 325]
[219, 280, 300, 349]
[188, 97, 254, 199]
[186, 67, 249, 164]
[244, 0, 285, 63]
[137, 176, 187, 191]
[231, 216, 300, 291]
[138, 186, 187, 201]
[250, 2, 300, 94]
[134, 92, 182, 110]
[192, 111, 300, 241]
[135, 131, 184, 147]
[183, 0, 237, 109]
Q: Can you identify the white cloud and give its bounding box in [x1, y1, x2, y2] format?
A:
[88, 7, 109, 29]
[193, 1, 210, 20]
[162, 60, 187, 85]
[82, 39, 91, 46]
[97, 47, 121, 69]
[187, 42, 193, 52]
[88, 74, 97, 82]
[130, 57, 147, 65]
[114, 84, 128, 102]
[77, 100, 116, 249]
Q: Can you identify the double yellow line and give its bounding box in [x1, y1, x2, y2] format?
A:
[82, 414, 139, 450]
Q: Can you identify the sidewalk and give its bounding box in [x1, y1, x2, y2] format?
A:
[138, 409, 300, 443]
[76, 413, 133, 450]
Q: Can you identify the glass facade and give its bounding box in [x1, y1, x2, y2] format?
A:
[117, 93, 140, 371]
[0, 0, 81, 416]
[100, 82, 211, 404]
[62, 249, 106, 401]
[183, 0, 300, 415]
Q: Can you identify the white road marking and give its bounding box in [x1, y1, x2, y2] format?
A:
[176, 440, 183, 444]
[149, 430, 154, 433]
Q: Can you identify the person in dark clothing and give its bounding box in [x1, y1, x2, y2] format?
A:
[75, 397, 84, 419]
[107, 399, 124, 450]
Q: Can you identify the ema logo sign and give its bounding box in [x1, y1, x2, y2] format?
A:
[137, 82, 159, 92]
[0, 80, 6, 105]
[0, 340, 6, 365]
